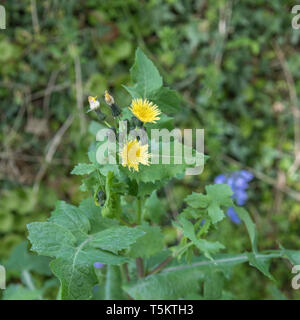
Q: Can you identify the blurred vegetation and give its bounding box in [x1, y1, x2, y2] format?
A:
[0, 0, 300, 299]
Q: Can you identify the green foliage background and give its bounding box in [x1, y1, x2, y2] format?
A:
[1, 0, 300, 299]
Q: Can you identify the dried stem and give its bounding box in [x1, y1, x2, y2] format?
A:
[34, 114, 74, 193]
[74, 53, 86, 134]
[274, 42, 300, 175]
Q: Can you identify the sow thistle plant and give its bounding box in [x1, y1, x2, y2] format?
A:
[27, 48, 299, 300]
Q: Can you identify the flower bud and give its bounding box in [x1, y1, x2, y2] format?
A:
[104, 90, 122, 117]
[104, 90, 115, 106]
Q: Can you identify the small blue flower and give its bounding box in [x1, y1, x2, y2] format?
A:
[227, 207, 241, 224]
[234, 189, 248, 206]
[240, 170, 254, 182]
[226, 176, 235, 188]
[94, 262, 104, 269]
[214, 170, 253, 224]
[214, 174, 227, 184]
[234, 176, 249, 189]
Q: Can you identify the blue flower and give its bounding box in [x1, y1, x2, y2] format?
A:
[214, 174, 227, 184]
[94, 262, 104, 269]
[234, 176, 249, 189]
[234, 189, 248, 205]
[240, 170, 254, 182]
[214, 170, 253, 224]
[227, 207, 241, 224]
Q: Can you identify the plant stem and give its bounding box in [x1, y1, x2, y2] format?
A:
[136, 258, 145, 278]
[147, 256, 173, 276]
[122, 263, 130, 282]
[136, 197, 142, 224]
[119, 218, 132, 227]
[104, 120, 111, 128]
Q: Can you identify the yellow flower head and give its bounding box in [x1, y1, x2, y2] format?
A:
[129, 98, 161, 123]
[87, 96, 100, 112]
[119, 139, 150, 172]
[104, 90, 115, 106]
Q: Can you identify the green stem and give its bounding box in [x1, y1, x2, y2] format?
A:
[136, 197, 142, 224]
[104, 120, 111, 128]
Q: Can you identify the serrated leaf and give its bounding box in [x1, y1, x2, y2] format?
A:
[185, 192, 209, 209]
[206, 184, 234, 224]
[148, 86, 181, 114]
[50, 248, 127, 300]
[49, 201, 91, 238]
[126, 48, 162, 99]
[90, 226, 145, 254]
[127, 225, 164, 258]
[27, 222, 76, 258]
[178, 215, 224, 259]
[79, 198, 119, 233]
[27, 200, 144, 299]
[71, 163, 96, 175]
[206, 184, 233, 206]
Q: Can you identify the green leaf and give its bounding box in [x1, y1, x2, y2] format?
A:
[27, 222, 76, 258]
[178, 215, 224, 259]
[185, 192, 209, 209]
[126, 48, 162, 99]
[206, 184, 233, 224]
[90, 226, 145, 254]
[123, 265, 204, 300]
[71, 163, 96, 175]
[148, 86, 181, 114]
[234, 206, 258, 253]
[280, 245, 300, 265]
[203, 271, 224, 299]
[123, 251, 286, 299]
[5, 241, 51, 276]
[127, 225, 164, 258]
[2, 284, 42, 300]
[105, 265, 124, 300]
[49, 201, 91, 238]
[247, 252, 275, 281]
[50, 247, 126, 300]
[27, 199, 144, 299]
[101, 171, 122, 219]
[143, 191, 165, 224]
[183, 185, 233, 224]
[79, 198, 119, 233]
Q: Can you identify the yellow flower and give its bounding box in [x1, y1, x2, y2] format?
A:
[104, 90, 115, 106]
[129, 98, 161, 123]
[119, 139, 150, 172]
[87, 96, 100, 113]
